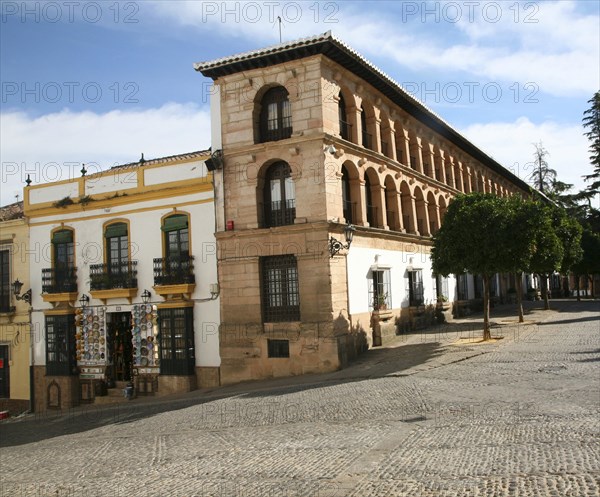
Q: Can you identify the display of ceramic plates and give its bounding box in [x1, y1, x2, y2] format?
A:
[99, 337, 105, 345]
[140, 357, 148, 367]
[100, 353, 105, 359]
[141, 338, 147, 347]
[147, 342, 153, 350]
[145, 313, 153, 321]
[148, 336, 153, 342]
[92, 322, 99, 330]
[84, 352, 91, 360]
[141, 347, 148, 356]
[87, 315, 93, 323]
[135, 335, 141, 344]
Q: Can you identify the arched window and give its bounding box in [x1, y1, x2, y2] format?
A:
[360, 105, 371, 149]
[365, 174, 374, 226]
[259, 86, 292, 143]
[263, 162, 296, 227]
[338, 93, 350, 141]
[341, 166, 353, 223]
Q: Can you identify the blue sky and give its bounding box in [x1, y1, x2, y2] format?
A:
[1, 1, 599, 205]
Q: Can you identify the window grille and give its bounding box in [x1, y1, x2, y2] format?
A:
[261, 255, 300, 322]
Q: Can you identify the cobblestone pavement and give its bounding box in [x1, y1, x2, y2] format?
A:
[1, 300, 599, 496]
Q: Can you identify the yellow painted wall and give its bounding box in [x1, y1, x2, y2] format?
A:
[0, 216, 31, 401]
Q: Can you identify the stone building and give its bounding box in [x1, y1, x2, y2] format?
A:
[0, 201, 31, 414]
[195, 32, 531, 384]
[24, 152, 220, 412]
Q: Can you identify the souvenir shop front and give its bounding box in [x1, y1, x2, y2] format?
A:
[76, 303, 163, 400]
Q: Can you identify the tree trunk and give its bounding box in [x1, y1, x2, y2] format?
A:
[591, 275, 595, 299]
[576, 275, 581, 302]
[482, 274, 491, 341]
[515, 272, 524, 323]
[541, 273, 550, 310]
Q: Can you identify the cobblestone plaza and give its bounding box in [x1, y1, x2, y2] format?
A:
[1, 300, 598, 496]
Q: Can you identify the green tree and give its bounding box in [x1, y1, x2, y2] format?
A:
[504, 196, 539, 322]
[431, 193, 512, 340]
[571, 230, 600, 299]
[527, 204, 564, 310]
[528, 142, 556, 194]
[582, 91, 600, 197]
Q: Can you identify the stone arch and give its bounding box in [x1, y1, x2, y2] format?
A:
[341, 160, 361, 224]
[414, 186, 429, 236]
[427, 191, 439, 233]
[337, 85, 355, 143]
[383, 174, 400, 230]
[400, 181, 414, 233]
[253, 83, 293, 144]
[256, 158, 297, 228]
[363, 166, 382, 227]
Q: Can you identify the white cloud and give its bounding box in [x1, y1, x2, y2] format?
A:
[0, 103, 211, 204]
[150, 1, 599, 97]
[459, 117, 592, 193]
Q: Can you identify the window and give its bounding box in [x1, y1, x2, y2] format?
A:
[263, 162, 296, 227]
[360, 105, 372, 149]
[259, 86, 292, 143]
[155, 215, 194, 285]
[268, 339, 290, 358]
[0, 249, 10, 312]
[365, 174, 375, 226]
[158, 307, 195, 375]
[408, 270, 424, 306]
[261, 255, 300, 322]
[106, 222, 128, 267]
[341, 166, 354, 223]
[46, 314, 76, 375]
[435, 275, 449, 301]
[43, 229, 77, 294]
[338, 93, 350, 141]
[369, 269, 391, 310]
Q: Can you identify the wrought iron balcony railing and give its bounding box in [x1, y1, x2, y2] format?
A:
[265, 199, 296, 228]
[153, 255, 195, 286]
[339, 120, 352, 141]
[89, 261, 138, 291]
[42, 267, 78, 294]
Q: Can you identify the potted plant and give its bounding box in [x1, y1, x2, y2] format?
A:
[375, 293, 388, 310]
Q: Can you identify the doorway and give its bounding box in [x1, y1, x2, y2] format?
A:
[107, 312, 132, 382]
[0, 345, 9, 398]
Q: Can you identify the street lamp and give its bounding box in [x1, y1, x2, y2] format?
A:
[329, 223, 356, 258]
[79, 294, 90, 308]
[141, 289, 151, 304]
[12, 279, 32, 304]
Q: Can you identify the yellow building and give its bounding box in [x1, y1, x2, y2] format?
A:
[0, 201, 31, 415]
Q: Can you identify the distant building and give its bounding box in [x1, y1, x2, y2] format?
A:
[0, 201, 31, 414]
[24, 152, 220, 412]
[196, 32, 531, 384]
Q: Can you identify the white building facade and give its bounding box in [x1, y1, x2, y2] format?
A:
[25, 151, 220, 411]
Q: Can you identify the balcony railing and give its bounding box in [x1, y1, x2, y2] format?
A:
[386, 210, 398, 230]
[410, 156, 416, 169]
[343, 200, 357, 224]
[362, 131, 373, 150]
[153, 255, 195, 286]
[89, 261, 137, 291]
[261, 122, 292, 142]
[265, 199, 296, 228]
[366, 204, 378, 227]
[339, 120, 352, 141]
[403, 215, 410, 231]
[381, 141, 389, 157]
[42, 267, 78, 294]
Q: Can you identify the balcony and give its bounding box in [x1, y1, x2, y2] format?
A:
[153, 255, 196, 298]
[41, 267, 78, 304]
[343, 200, 357, 224]
[362, 131, 373, 150]
[339, 120, 352, 141]
[366, 204, 378, 227]
[381, 141, 389, 157]
[89, 261, 138, 303]
[265, 199, 296, 228]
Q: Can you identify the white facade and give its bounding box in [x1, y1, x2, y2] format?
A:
[25, 151, 220, 406]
